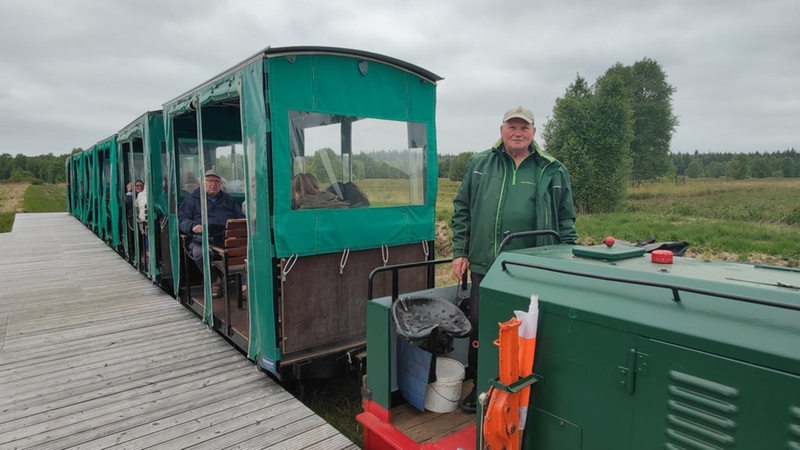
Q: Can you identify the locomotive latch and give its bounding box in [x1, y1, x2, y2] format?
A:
[619, 349, 649, 394]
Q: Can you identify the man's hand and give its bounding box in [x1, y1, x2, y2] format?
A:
[452, 256, 469, 279]
[192, 224, 203, 234]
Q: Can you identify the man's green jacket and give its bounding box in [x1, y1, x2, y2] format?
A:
[451, 140, 578, 275]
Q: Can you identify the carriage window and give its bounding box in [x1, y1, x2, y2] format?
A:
[289, 110, 427, 209]
[178, 140, 201, 197]
[177, 140, 244, 195]
[209, 142, 245, 194]
[130, 152, 145, 188]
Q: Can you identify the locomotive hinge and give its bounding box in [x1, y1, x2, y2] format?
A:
[618, 349, 649, 395]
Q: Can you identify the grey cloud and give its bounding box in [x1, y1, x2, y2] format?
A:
[0, 0, 796, 155]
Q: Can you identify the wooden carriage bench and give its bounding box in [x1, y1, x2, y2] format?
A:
[210, 218, 248, 318]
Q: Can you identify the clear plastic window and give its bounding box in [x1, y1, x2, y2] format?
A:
[209, 142, 246, 194]
[289, 110, 427, 210]
[177, 140, 244, 196]
[178, 140, 201, 198]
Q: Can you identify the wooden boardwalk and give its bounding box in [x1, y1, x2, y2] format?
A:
[0, 213, 359, 450]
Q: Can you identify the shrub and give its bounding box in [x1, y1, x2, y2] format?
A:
[786, 206, 800, 226]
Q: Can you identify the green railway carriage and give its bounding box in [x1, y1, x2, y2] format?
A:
[68, 136, 119, 243]
[116, 111, 173, 289]
[91, 136, 119, 247]
[68, 46, 443, 381]
[68, 116, 166, 282]
[162, 46, 442, 379]
[67, 151, 86, 225]
[66, 150, 87, 233]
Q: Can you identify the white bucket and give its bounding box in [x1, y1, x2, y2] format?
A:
[424, 357, 465, 413]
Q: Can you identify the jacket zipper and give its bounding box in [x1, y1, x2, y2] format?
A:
[538, 160, 555, 232]
[493, 158, 509, 257]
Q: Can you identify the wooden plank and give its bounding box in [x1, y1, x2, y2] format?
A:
[0, 347, 239, 418]
[390, 379, 476, 444]
[1, 369, 267, 448]
[153, 396, 310, 450]
[0, 213, 359, 450]
[261, 419, 358, 450]
[73, 387, 294, 449]
[0, 333, 215, 389]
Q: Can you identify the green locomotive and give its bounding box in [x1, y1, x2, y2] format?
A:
[359, 241, 800, 449]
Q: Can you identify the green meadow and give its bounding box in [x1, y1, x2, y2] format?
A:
[0, 183, 67, 232]
[434, 177, 800, 267]
[4, 179, 799, 268]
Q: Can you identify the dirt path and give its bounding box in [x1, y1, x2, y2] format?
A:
[0, 182, 29, 213]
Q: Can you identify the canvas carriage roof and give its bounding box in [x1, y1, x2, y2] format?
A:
[117, 110, 163, 142]
[163, 45, 443, 109]
[86, 135, 117, 152]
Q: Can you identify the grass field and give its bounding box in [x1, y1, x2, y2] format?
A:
[574, 178, 800, 266]
[0, 182, 28, 232]
[22, 183, 68, 212]
[434, 177, 800, 267]
[3, 177, 798, 264]
[0, 182, 67, 232]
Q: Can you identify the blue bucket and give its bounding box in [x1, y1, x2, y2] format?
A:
[396, 339, 432, 411]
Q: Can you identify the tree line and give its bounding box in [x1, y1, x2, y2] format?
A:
[440, 149, 800, 182]
[671, 149, 799, 179]
[3, 62, 798, 214]
[440, 57, 797, 214]
[300, 148, 411, 180]
[3, 145, 798, 192]
[0, 151, 76, 184]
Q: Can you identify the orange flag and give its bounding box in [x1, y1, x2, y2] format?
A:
[483, 317, 521, 449]
[513, 294, 539, 431]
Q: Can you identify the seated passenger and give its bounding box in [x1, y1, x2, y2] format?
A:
[136, 183, 147, 224]
[291, 173, 348, 210]
[135, 182, 149, 266]
[125, 180, 144, 220]
[179, 169, 245, 297]
[326, 181, 370, 207]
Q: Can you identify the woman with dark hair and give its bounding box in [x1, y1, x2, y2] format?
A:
[291, 173, 348, 209]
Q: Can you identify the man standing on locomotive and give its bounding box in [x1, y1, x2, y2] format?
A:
[179, 169, 245, 297]
[451, 106, 578, 413]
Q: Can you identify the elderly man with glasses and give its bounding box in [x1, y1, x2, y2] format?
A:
[178, 169, 245, 297]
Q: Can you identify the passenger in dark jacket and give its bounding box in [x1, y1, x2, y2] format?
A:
[450, 106, 578, 413]
[178, 170, 245, 289]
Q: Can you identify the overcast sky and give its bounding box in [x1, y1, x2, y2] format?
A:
[1, 0, 798, 157]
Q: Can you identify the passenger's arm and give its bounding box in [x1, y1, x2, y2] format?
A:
[178, 199, 198, 235]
